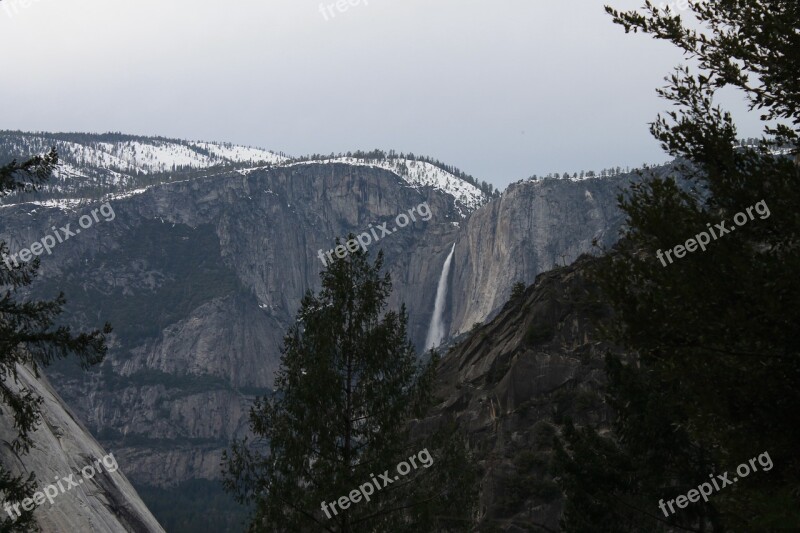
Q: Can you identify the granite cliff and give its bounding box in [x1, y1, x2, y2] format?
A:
[0, 365, 164, 532]
[420, 255, 614, 531]
[0, 131, 639, 529]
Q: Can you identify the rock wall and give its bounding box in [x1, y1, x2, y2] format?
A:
[0, 164, 630, 493]
[0, 365, 164, 532]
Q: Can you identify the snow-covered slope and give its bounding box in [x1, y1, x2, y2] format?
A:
[0, 132, 288, 194]
[189, 141, 284, 166]
[1, 132, 489, 216]
[289, 157, 487, 215]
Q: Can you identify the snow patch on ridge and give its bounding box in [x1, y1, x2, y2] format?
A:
[288, 157, 486, 216]
[1, 132, 487, 216]
[190, 142, 287, 165]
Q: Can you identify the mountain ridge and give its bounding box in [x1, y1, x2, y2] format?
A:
[0, 129, 654, 531]
[0, 131, 494, 214]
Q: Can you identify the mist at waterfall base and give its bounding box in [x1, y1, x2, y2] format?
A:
[425, 243, 456, 350]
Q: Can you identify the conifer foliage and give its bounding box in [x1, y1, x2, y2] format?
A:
[556, 1, 800, 531]
[223, 242, 477, 532]
[0, 150, 111, 533]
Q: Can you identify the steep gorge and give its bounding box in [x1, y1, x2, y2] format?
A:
[0, 142, 640, 528]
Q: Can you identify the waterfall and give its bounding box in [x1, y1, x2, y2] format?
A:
[425, 242, 456, 350]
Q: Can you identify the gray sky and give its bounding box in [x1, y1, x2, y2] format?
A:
[0, 0, 764, 190]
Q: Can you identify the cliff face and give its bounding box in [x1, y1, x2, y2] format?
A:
[421, 256, 614, 531]
[446, 177, 627, 339]
[0, 365, 164, 533]
[0, 162, 472, 488]
[0, 158, 630, 507]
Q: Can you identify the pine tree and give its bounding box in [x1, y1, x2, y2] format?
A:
[1, 150, 112, 533]
[223, 242, 477, 532]
[556, 1, 799, 531]
[510, 281, 526, 300]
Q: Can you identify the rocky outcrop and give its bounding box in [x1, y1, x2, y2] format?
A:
[0, 158, 633, 525]
[422, 256, 615, 531]
[445, 177, 627, 339]
[0, 163, 472, 487]
[0, 365, 164, 532]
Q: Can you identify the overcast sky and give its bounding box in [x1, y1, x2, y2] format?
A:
[0, 0, 763, 190]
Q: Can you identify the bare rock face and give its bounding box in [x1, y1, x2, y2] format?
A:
[0, 163, 472, 488]
[0, 365, 164, 532]
[421, 256, 614, 530]
[445, 177, 626, 339]
[0, 161, 631, 509]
